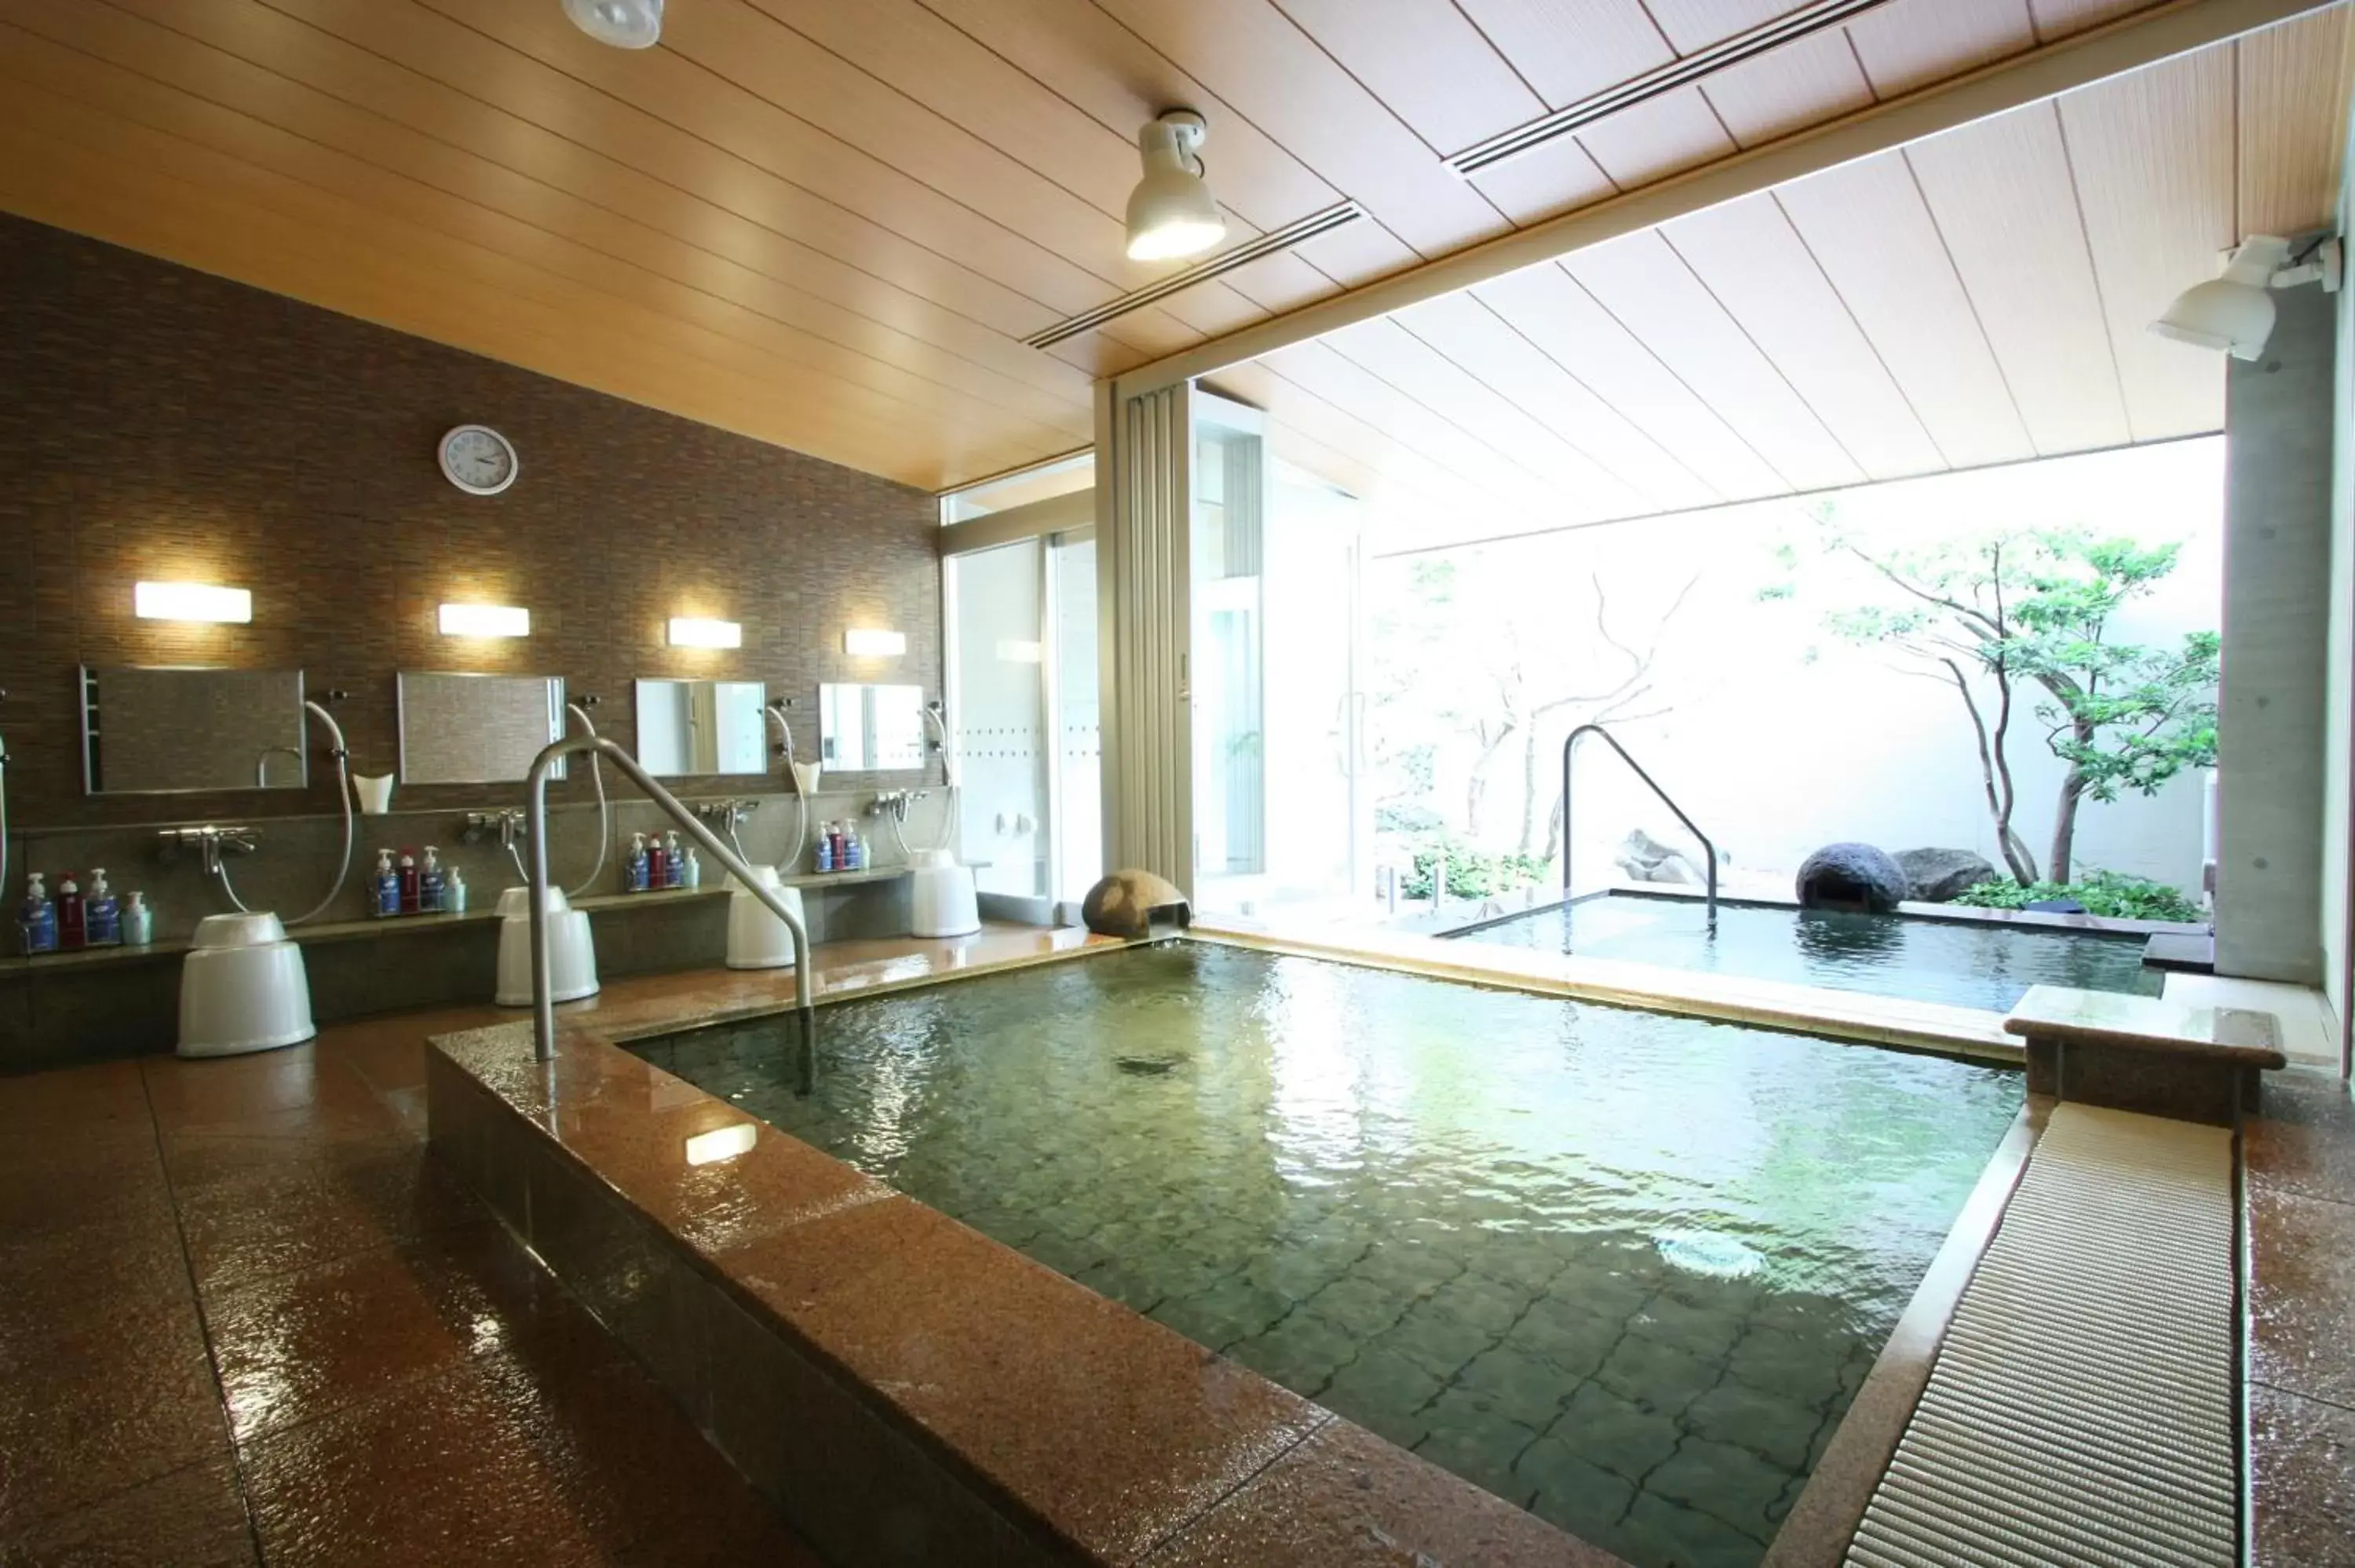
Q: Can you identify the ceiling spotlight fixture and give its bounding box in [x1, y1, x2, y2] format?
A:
[563, 0, 663, 49]
[1126, 109, 1226, 263]
[2151, 234, 2341, 361]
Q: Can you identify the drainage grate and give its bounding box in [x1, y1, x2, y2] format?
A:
[1846, 1104, 2238, 1568]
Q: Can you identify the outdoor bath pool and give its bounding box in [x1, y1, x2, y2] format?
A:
[1448, 892, 2166, 1013]
[631, 941, 2021, 1568]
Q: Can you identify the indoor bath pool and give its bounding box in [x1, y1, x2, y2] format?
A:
[633, 943, 2021, 1566]
[1448, 893, 2165, 1013]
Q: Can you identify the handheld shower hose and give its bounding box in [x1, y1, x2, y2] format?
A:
[765, 702, 809, 870]
[564, 698, 608, 899]
[0, 691, 11, 903]
[922, 701, 957, 854]
[214, 694, 354, 925]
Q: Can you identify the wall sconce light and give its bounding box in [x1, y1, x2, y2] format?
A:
[438, 603, 531, 638]
[134, 581, 251, 623]
[843, 628, 906, 658]
[667, 616, 742, 649]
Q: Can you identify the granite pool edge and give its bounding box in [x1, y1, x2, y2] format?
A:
[425, 1015, 1628, 1567]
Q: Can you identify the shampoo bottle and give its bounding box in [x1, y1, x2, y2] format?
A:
[122, 891, 154, 947]
[374, 849, 400, 916]
[86, 869, 120, 946]
[446, 868, 468, 915]
[663, 831, 685, 888]
[19, 873, 57, 956]
[397, 852, 420, 915]
[647, 833, 670, 892]
[57, 875, 86, 951]
[681, 848, 701, 890]
[626, 833, 650, 893]
[419, 847, 446, 913]
[815, 829, 834, 873]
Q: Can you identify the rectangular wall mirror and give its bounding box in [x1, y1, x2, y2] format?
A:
[82, 665, 308, 795]
[634, 679, 769, 777]
[397, 671, 567, 784]
[818, 682, 926, 772]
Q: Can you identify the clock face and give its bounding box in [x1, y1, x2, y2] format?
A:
[439, 425, 518, 495]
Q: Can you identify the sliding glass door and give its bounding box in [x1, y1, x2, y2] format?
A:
[942, 527, 1100, 909]
[1190, 395, 1368, 920]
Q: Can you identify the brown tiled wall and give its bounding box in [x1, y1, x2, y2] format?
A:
[0, 213, 944, 835]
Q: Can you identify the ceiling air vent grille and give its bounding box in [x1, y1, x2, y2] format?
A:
[1449, 0, 1895, 177]
[1024, 202, 1367, 350]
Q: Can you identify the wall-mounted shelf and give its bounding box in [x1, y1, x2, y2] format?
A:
[0, 866, 922, 979]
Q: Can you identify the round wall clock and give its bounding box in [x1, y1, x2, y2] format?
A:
[437, 424, 519, 496]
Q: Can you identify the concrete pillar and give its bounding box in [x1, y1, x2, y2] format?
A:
[2215, 282, 2336, 985]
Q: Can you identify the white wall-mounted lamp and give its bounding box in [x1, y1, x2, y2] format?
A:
[2152, 235, 2342, 361]
[563, 0, 661, 48]
[1127, 110, 1226, 261]
[667, 616, 742, 649]
[134, 581, 252, 624]
[438, 603, 531, 638]
[843, 628, 907, 658]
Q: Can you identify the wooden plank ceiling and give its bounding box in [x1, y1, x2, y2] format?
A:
[0, 0, 2346, 501]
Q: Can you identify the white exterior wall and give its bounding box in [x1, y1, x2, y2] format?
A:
[1368, 440, 2225, 897]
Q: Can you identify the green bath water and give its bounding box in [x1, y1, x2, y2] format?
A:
[633, 943, 2021, 1568]
[1454, 895, 2164, 1013]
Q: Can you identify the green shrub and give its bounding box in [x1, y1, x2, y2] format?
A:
[1951, 869, 2202, 924]
[1401, 841, 1549, 901]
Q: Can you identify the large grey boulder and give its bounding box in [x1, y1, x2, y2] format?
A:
[1795, 843, 1909, 913]
[1616, 828, 1704, 885]
[1894, 848, 1999, 903]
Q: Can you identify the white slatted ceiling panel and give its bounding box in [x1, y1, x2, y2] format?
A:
[1846, 0, 2037, 96]
[1567, 86, 1741, 188]
[1318, 317, 1655, 512]
[1257, 339, 1587, 514]
[2059, 49, 2238, 443]
[1663, 194, 1948, 478]
[1246, 13, 2350, 541]
[1564, 230, 1869, 491]
[1700, 27, 1878, 146]
[1388, 290, 1722, 512]
[2237, 5, 2355, 237]
[1773, 152, 2038, 471]
[1448, 0, 1675, 107]
[1471, 262, 1791, 501]
[1905, 101, 2134, 456]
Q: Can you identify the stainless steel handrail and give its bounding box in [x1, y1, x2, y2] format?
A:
[525, 735, 815, 1061]
[1562, 723, 1718, 933]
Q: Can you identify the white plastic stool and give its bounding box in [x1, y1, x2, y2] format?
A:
[494, 884, 600, 1007]
[908, 849, 980, 938]
[725, 866, 808, 970]
[177, 912, 316, 1058]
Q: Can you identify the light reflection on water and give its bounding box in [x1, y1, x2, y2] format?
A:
[1459, 896, 2164, 1012]
[635, 943, 2021, 1568]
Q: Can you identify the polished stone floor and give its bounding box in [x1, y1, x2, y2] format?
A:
[4, 924, 2350, 1566]
[0, 957, 933, 1565]
[2245, 1065, 2355, 1566]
